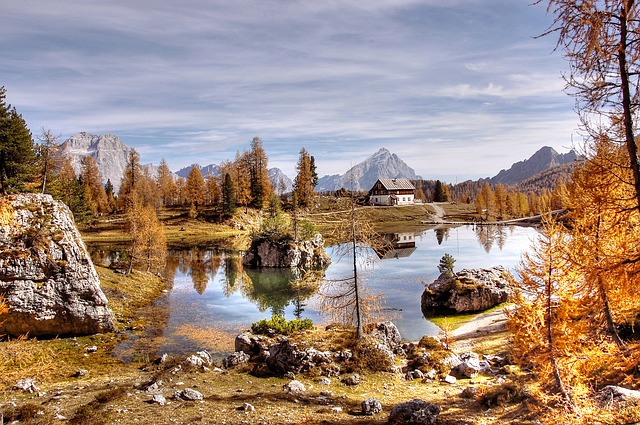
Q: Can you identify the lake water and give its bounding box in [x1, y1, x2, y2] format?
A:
[112, 225, 539, 360]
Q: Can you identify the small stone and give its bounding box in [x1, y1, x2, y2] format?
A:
[361, 398, 383, 416]
[284, 371, 296, 380]
[460, 386, 478, 399]
[196, 350, 213, 366]
[74, 369, 89, 377]
[174, 388, 203, 401]
[151, 394, 167, 405]
[85, 346, 98, 353]
[239, 402, 255, 413]
[185, 355, 204, 368]
[443, 375, 457, 385]
[317, 377, 331, 385]
[283, 380, 306, 394]
[331, 406, 343, 413]
[343, 373, 361, 386]
[13, 378, 39, 393]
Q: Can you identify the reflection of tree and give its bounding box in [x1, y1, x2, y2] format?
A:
[474, 225, 516, 253]
[243, 268, 322, 316]
[189, 248, 209, 294]
[221, 253, 247, 297]
[434, 228, 450, 245]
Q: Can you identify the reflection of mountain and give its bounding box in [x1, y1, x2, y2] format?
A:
[375, 232, 417, 260]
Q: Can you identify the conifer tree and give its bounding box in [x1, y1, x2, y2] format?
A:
[222, 172, 237, 215]
[156, 158, 176, 206]
[118, 149, 143, 212]
[0, 87, 35, 193]
[294, 147, 315, 207]
[185, 166, 205, 209]
[82, 156, 109, 216]
[248, 137, 272, 209]
[35, 128, 63, 194]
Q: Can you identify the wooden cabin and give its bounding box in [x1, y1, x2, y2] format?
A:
[368, 178, 416, 206]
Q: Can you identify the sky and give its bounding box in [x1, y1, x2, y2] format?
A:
[1, 0, 578, 182]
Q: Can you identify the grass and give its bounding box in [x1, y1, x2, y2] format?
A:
[428, 303, 511, 331]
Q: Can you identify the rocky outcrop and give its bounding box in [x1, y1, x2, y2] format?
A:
[421, 267, 513, 316]
[0, 193, 115, 337]
[242, 233, 331, 269]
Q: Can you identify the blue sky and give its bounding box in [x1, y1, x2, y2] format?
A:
[2, 0, 576, 181]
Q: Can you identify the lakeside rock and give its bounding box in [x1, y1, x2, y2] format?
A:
[0, 193, 115, 337]
[421, 267, 513, 316]
[242, 233, 331, 269]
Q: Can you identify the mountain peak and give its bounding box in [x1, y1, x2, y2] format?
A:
[490, 146, 578, 185]
[315, 149, 419, 191]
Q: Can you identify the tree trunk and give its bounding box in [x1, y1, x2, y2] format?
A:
[351, 196, 363, 339]
[546, 256, 573, 408]
[618, 2, 640, 211]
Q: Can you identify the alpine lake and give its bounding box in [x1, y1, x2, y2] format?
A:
[91, 224, 539, 362]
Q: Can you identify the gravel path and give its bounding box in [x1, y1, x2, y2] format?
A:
[451, 307, 512, 352]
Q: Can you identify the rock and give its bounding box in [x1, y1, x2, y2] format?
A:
[85, 346, 98, 353]
[73, 369, 89, 377]
[238, 402, 255, 413]
[421, 267, 513, 316]
[222, 351, 250, 369]
[0, 194, 115, 337]
[362, 398, 383, 416]
[266, 341, 332, 375]
[234, 333, 253, 354]
[443, 375, 457, 385]
[282, 380, 306, 394]
[460, 386, 478, 399]
[599, 386, 640, 401]
[196, 350, 213, 366]
[13, 378, 39, 393]
[242, 233, 331, 269]
[452, 352, 482, 379]
[343, 373, 361, 386]
[174, 388, 203, 401]
[151, 394, 166, 406]
[145, 380, 164, 394]
[502, 365, 520, 375]
[370, 321, 402, 351]
[317, 377, 331, 385]
[387, 399, 441, 425]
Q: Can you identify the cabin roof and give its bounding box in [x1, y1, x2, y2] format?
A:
[376, 178, 415, 190]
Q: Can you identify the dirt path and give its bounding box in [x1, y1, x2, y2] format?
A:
[451, 307, 512, 353]
[427, 202, 446, 222]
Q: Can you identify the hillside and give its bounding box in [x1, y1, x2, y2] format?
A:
[489, 146, 579, 185]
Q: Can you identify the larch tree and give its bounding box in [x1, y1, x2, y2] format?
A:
[185, 166, 205, 209]
[248, 137, 272, 209]
[118, 149, 143, 212]
[35, 128, 64, 194]
[205, 174, 220, 206]
[0, 87, 35, 194]
[126, 196, 166, 274]
[82, 156, 109, 216]
[293, 147, 315, 207]
[156, 158, 176, 206]
[541, 0, 640, 210]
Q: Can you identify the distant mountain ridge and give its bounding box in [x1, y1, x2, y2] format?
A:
[315, 148, 421, 192]
[59, 132, 133, 193]
[489, 146, 579, 186]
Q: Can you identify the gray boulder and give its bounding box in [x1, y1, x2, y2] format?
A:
[242, 233, 331, 269]
[362, 398, 383, 415]
[222, 351, 250, 368]
[266, 341, 332, 375]
[370, 321, 402, 352]
[421, 267, 513, 316]
[387, 399, 441, 425]
[0, 194, 115, 337]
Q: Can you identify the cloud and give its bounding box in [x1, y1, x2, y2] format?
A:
[1, 0, 578, 181]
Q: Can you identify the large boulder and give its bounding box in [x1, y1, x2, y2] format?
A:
[0, 194, 115, 337]
[242, 233, 331, 269]
[421, 267, 513, 316]
[387, 399, 441, 425]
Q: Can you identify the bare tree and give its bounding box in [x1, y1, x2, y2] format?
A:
[35, 128, 63, 194]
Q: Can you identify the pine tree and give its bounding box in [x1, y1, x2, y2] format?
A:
[0, 87, 35, 193]
[222, 172, 237, 215]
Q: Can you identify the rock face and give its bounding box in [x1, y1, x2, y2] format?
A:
[0, 193, 115, 337]
[315, 148, 422, 192]
[421, 267, 513, 316]
[242, 233, 331, 269]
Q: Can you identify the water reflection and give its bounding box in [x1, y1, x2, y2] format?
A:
[98, 224, 538, 358]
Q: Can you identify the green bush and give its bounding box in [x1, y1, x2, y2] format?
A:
[251, 315, 314, 335]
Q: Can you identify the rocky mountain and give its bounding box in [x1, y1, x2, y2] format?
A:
[315, 148, 421, 192]
[176, 163, 293, 195]
[175, 163, 221, 178]
[59, 132, 132, 193]
[489, 146, 579, 186]
[269, 168, 293, 195]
